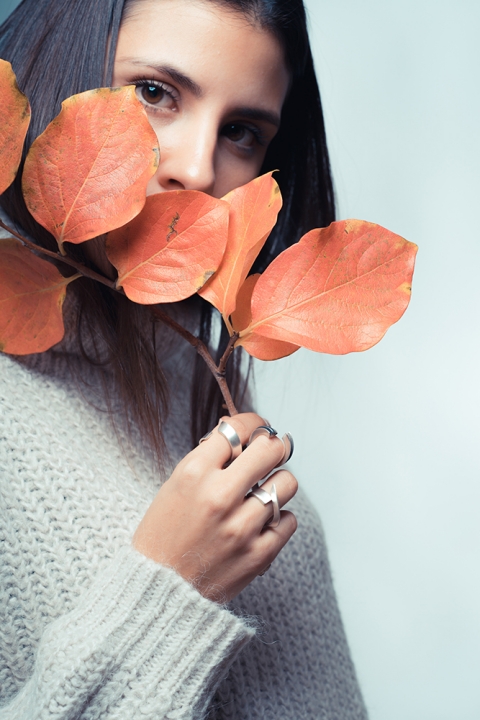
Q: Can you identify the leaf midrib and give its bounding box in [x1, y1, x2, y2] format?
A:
[242, 246, 409, 336]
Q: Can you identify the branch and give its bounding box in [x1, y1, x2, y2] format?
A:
[218, 331, 239, 375]
[0, 219, 116, 290]
[0, 219, 240, 415]
[151, 306, 238, 416]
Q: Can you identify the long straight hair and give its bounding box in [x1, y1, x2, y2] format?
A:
[0, 0, 335, 461]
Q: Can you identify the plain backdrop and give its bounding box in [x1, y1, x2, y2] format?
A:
[1, 1, 479, 718]
[254, 2, 480, 719]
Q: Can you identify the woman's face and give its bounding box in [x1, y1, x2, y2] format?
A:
[112, 0, 290, 198]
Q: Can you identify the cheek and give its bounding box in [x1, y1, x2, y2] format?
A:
[213, 151, 267, 198]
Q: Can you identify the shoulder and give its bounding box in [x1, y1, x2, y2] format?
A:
[0, 351, 73, 429]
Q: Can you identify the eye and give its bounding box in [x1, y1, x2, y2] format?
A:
[222, 123, 264, 150]
[134, 79, 178, 109]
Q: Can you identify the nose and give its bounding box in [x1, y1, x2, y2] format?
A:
[147, 116, 217, 196]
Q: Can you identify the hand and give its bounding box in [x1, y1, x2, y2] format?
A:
[132, 412, 298, 601]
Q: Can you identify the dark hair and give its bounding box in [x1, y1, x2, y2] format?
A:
[0, 0, 335, 461]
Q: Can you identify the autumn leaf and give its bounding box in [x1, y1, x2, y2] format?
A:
[22, 86, 159, 253]
[0, 238, 78, 354]
[198, 172, 282, 326]
[237, 220, 418, 355]
[0, 60, 31, 195]
[232, 274, 299, 360]
[106, 190, 229, 304]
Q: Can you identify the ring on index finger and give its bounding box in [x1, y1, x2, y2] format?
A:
[217, 420, 243, 463]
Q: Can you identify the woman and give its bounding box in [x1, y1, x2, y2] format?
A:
[0, 0, 368, 717]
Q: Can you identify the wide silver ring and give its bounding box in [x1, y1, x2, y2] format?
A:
[218, 420, 242, 463]
[248, 482, 281, 529]
[248, 426, 294, 467]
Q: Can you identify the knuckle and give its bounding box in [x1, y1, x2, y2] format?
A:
[241, 411, 265, 426]
[254, 434, 272, 451]
[233, 412, 267, 438]
[254, 434, 285, 463]
[179, 456, 204, 483]
[268, 469, 298, 497]
[217, 516, 251, 553]
[285, 511, 298, 535]
[284, 471, 299, 496]
[204, 486, 231, 516]
[272, 436, 287, 464]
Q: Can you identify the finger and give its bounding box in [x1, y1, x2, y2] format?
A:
[192, 413, 268, 469]
[243, 470, 298, 530]
[224, 432, 286, 497]
[255, 510, 298, 564]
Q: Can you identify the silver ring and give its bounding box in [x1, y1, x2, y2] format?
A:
[248, 426, 294, 467]
[218, 420, 242, 463]
[279, 432, 294, 466]
[198, 429, 213, 444]
[249, 425, 278, 443]
[248, 482, 281, 528]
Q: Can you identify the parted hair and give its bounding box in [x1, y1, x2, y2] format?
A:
[0, 0, 335, 463]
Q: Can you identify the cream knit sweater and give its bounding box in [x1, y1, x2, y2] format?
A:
[0, 236, 368, 719]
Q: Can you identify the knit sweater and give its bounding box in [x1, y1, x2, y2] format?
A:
[0, 235, 368, 719]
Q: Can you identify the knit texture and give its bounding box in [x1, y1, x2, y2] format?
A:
[0, 231, 368, 719]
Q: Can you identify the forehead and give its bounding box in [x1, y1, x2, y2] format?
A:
[116, 0, 290, 107]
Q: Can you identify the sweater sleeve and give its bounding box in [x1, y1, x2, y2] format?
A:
[0, 544, 254, 720]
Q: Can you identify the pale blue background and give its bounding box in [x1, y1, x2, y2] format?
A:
[255, 2, 480, 719]
[1, 1, 479, 718]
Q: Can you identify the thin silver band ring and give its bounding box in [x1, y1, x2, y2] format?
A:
[248, 426, 294, 467]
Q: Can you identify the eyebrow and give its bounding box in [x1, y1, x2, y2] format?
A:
[123, 60, 203, 97]
[119, 59, 281, 128]
[230, 106, 281, 129]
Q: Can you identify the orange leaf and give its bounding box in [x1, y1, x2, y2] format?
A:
[106, 191, 229, 304]
[0, 60, 31, 194]
[0, 238, 76, 354]
[198, 172, 282, 323]
[22, 86, 159, 252]
[232, 274, 299, 360]
[240, 220, 418, 355]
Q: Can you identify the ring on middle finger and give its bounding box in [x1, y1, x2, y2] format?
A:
[248, 426, 294, 467]
[248, 425, 278, 444]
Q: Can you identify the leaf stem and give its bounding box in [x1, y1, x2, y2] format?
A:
[0, 218, 240, 415]
[151, 306, 238, 416]
[218, 331, 239, 375]
[0, 219, 116, 290]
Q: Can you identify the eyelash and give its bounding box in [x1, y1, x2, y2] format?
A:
[223, 123, 266, 149]
[130, 76, 265, 149]
[131, 76, 179, 106]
